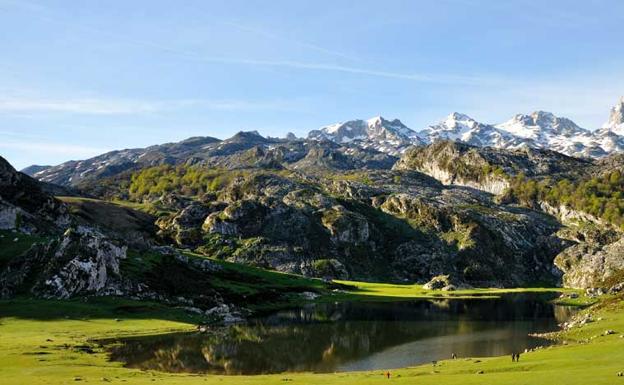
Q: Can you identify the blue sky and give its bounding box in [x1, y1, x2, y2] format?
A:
[1, 0, 623, 169]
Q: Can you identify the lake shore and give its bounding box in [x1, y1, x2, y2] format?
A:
[2, 285, 622, 385]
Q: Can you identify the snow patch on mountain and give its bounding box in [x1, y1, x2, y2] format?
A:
[308, 116, 423, 155]
[602, 96, 624, 136]
[311, 97, 624, 159]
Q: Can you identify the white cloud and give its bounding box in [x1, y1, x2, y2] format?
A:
[0, 98, 157, 115]
[0, 97, 301, 115]
[0, 140, 108, 157]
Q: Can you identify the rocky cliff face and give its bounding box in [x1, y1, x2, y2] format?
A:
[308, 116, 422, 155]
[0, 156, 69, 233]
[393, 141, 587, 195]
[603, 97, 624, 135]
[0, 227, 127, 298]
[24, 98, 624, 190]
[391, 143, 624, 288]
[554, 227, 624, 289]
[28, 133, 396, 188]
[149, 166, 566, 286]
[4, 125, 624, 297]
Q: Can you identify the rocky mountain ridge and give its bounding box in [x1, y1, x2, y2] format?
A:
[5, 99, 624, 302]
[312, 97, 624, 158]
[0, 155, 334, 317]
[23, 98, 624, 189]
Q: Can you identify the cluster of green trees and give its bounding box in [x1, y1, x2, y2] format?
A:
[507, 170, 624, 228]
[128, 165, 233, 200]
[436, 154, 506, 182]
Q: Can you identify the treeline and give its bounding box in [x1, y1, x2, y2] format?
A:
[128, 165, 235, 200]
[506, 170, 624, 228]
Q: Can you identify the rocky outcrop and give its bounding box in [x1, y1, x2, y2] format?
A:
[423, 275, 457, 290]
[393, 142, 510, 195]
[0, 155, 69, 233]
[0, 226, 127, 298]
[157, 203, 214, 246]
[555, 232, 624, 289]
[539, 202, 609, 228]
[378, 191, 565, 285]
[5, 134, 622, 293]
[0, 203, 19, 230]
[394, 141, 587, 195]
[321, 206, 370, 244]
[137, 166, 569, 286]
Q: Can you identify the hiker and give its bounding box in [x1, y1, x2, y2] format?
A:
[516, 352, 521, 361]
[385, 371, 391, 379]
[511, 353, 517, 362]
[452, 353, 457, 359]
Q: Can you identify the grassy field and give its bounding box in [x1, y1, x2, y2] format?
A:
[1, 286, 622, 385]
[0, 230, 49, 271]
[343, 281, 597, 307]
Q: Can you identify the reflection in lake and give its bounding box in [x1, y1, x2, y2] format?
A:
[106, 295, 575, 375]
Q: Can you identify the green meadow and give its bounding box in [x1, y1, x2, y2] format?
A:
[1, 282, 622, 385]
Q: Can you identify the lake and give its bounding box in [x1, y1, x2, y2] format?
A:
[106, 294, 575, 375]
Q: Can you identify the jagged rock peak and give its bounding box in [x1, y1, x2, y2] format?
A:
[497, 111, 589, 138]
[603, 96, 624, 135]
[308, 116, 421, 155]
[230, 130, 266, 141]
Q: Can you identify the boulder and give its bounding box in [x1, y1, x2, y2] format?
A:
[424, 275, 452, 290]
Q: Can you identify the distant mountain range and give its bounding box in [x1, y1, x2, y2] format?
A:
[4, 97, 624, 294]
[311, 97, 624, 158]
[23, 97, 624, 187]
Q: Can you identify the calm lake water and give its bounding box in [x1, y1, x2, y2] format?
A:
[106, 294, 575, 375]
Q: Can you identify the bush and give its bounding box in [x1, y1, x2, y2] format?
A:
[505, 170, 624, 229]
[128, 165, 239, 201]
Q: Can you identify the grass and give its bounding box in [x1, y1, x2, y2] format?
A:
[118, 249, 333, 312]
[0, 229, 49, 270]
[331, 279, 595, 305]
[0, 228, 612, 385]
[57, 197, 158, 235]
[2, 283, 620, 385]
[110, 198, 174, 217]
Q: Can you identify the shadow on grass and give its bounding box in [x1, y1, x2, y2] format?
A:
[0, 296, 201, 323]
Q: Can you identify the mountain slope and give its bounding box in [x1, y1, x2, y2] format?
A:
[0, 156, 69, 232]
[307, 98, 624, 159]
[31, 136, 221, 186]
[495, 111, 607, 158]
[25, 97, 624, 191]
[20, 165, 52, 177]
[603, 96, 624, 135]
[417, 112, 527, 149]
[308, 116, 423, 155]
[393, 141, 589, 195]
[29, 131, 398, 188]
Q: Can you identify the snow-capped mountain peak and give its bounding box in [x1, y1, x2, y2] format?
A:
[306, 97, 624, 159]
[494, 110, 600, 157]
[366, 115, 383, 126]
[417, 112, 498, 145]
[442, 112, 480, 130]
[602, 96, 624, 135]
[308, 116, 421, 155]
[496, 111, 590, 140]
